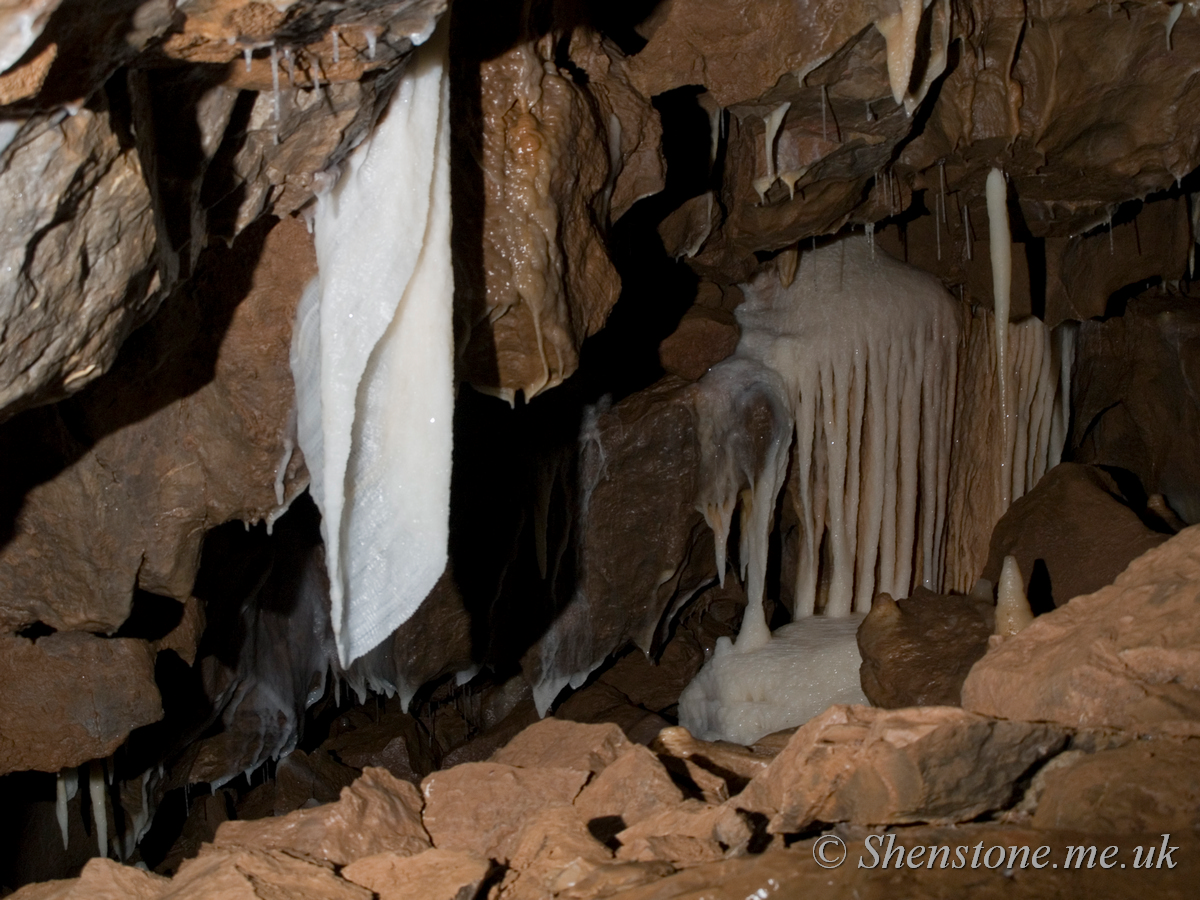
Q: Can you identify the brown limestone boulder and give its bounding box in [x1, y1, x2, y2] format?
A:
[420, 762, 588, 862]
[736, 705, 1065, 834]
[658, 306, 740, 382]
[341, 849, 490, 900]
[857, 589, 994, 708]
[0, 632, 161, 775]
[451, 6, 640, 402]
[1030, 739, 1200, 834]
[614, 800, 751, 868]
[212, 767, 430, 866]
[522, 377, 721, 710]
[0, 215, 313, 634]
[1073, 294, 1200, 526]
[962, 525, 1200, 736]
[162, 848, 370, 900]
[491, 718, 632, 774]
[574, 744, 685, 830]
[6, 858, 166, 900]
[498, 806, 614, 899]
[980, 463, 1169, 609]
[0, 107, 157, 421]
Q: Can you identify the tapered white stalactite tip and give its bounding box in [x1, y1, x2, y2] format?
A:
[995, 554, 1035, 636]
[986, 166, 1013, 510]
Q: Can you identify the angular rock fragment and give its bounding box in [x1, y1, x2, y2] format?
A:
[212, 767, 430, 866]
[962, 525, 1200, 735]
[341, 848, 490, 900]
[163, 848, 370, 900]
[6, 857, 166, 900]
[0, 216, 313, 634]
[615, 800, 751, 867]
[0, 632, 161, 775]
[736, 705, 1065, 834]
[857, 588, 994, 708]
[574, 744, 684, 829]
[420, 761, 588, 862]
[1031, 739, 1200, 833]
[0, 107, 157, 420]
[492, 718, 631, 774]
[499, 806, 613, 899]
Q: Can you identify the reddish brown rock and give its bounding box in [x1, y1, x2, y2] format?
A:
[737, 705, 1065, 834]
[499, 806, 614, 899]
[1031, 739, 1200, 834]
[981, 464, 1169, 609]
[857, 589, 994, 708]
[7, 858, 166, 900]
[527, 377, 724, 719]
[658, 307, 740, 382]
[0, 632, 161, 775]
[0, 98, 157, 423]
[492, 717, 632, 774]
[575, 745, 685, 829]
[341, 848, 490, 900]
[0, 215, 313, 634]
[452, 7, 622, 402]
[420, 761, 589, 862]
[615, 800, 751, 868]
[962, 525, 1200, 736]
[162, 848, 370, 900]
[212, 767, 430, 866]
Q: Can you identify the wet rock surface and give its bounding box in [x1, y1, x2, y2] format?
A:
[0, 632, 161, 775]
[963, 525, 1200, 735]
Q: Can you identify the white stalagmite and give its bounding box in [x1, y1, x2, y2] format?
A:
[986, 167, 1014, 508]
[291, 23, 454, 666]
[995, 555, 1034, 635]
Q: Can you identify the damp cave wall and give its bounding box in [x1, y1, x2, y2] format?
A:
[1, 0, 1200, 883]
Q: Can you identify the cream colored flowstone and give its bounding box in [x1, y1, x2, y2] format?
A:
[291, 25, 454, 666]
[679, 234, 1070, 744]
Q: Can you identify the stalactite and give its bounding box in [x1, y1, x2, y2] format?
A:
[986, 167, 1013, 508]
[291, 23, 453, 665]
